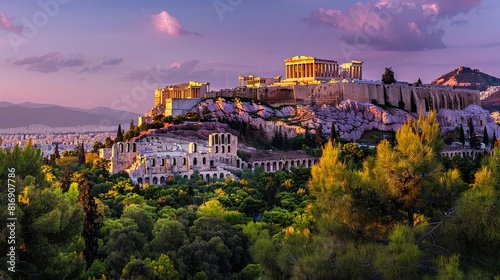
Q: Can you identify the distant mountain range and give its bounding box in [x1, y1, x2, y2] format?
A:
[0, 102, 139, 129]
[431, 66, 500, 112]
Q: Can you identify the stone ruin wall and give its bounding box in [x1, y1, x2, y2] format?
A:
[205, 83, 480, 113]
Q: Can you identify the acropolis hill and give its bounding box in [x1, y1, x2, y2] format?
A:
[133, 55, 500, 145]
[142, 55, 480, 123]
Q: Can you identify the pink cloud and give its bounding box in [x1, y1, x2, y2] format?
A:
[0, 12, 23, 33]
[307, 0, 484, 51]
[151, 11, 199, 36]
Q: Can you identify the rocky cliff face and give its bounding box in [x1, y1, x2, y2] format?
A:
[480, 86, 500, 112]
[193, 98, 500, 142]
[437, 105, 500, 139]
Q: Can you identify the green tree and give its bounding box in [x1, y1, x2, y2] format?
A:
[364, 111, 445, 228]
[78, 171, 103, 267]
[483, 126, 489, 146]
[121, 257, 155, 280]
[77, 143, 86, 165]
[54, 142, 61, 158]
[16, 184, 86, 278]
[314, 124, 326, 147]
[329, 123, 338, 143]
[459, 124, 465, 147]
[105, 137, 114, 148]
[382, 67, 396, 84]
[148, 219, 187, 258]
[151, 254, 180, 280]
[115, 124, 124, 142]
[374, 226, 423, 280]
[92, 141, 106, 153]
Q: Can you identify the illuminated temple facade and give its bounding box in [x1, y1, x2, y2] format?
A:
[274, 56, 363, 86]
[154, 81, 210, 106]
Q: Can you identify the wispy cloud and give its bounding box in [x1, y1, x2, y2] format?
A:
[79, 57, 124, 73]
[306, 0, 484, 51]
[151, 10, 200, 36]
[0, 11, 23, 33]
[12, 53, 86, 73]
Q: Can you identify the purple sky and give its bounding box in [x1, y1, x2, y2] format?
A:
[1, 0, 499, 114]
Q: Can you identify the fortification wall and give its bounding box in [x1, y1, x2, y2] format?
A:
[258, 87, 295, 105]
[203, 82, 480, 113]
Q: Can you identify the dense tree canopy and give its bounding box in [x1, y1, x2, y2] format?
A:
[1, 111, 500, 279]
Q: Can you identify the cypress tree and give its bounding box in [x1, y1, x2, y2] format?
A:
[61, 166, 71, 192]
[54, 143, 60, 159]
[77, 143, 86, 165]
[459, 124, 465, 147]
[483, 127, 489, 146]
[115, 124, 124, 142]
[78, 171, 102, 267]
[329, 123, 338, 143]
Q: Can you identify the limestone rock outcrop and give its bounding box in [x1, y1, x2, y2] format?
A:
[193, 98, 499, 142]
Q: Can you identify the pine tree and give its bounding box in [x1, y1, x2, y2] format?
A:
[382, 67, 396, 84]
[115, 124, 124, 142]
[78, 171, 102, 267]
[129, 119, 134, 130]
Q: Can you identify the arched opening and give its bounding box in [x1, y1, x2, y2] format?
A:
[119, 143, 124, 153]
[272, 162, 277, 171]
[127, 143, 130, 152]
[183, 158, 187, 165]
[222, 146, 225, 153]
[215, 134, 219, 144]
[237, 159, 240, 167]
[206, 174, 210, 181]
[215, 146, 219, 153]
[221, 134, 225, 144]
[145, 177, 150, 184]
[160, 176, 166, 185]
[220, 173, 224, 179]
[228, 146, 231, 153]
[173, 158, 176, 166]
[152, 177, 158, 185]
[267, 162, 271, 172]
[137, 177, 143, 184]
[203, 157, 206, 165]
[227, 134, 231, 143]
[133, 143, 137, 152]
[193, 158, 198, 165]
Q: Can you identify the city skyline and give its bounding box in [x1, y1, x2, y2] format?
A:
[1, 0, 499, 114]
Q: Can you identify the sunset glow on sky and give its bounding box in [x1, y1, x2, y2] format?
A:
[1, 0, 499, 113]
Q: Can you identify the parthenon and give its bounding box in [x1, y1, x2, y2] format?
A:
[284, 56, 339, 81]
[273, 56, 363, 86]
